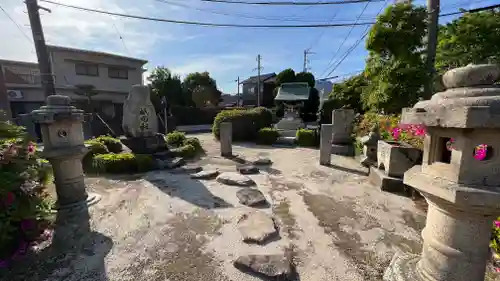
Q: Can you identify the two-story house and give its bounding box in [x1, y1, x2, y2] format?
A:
[1, 45, 147, 137]
[240, 72, 277, 107]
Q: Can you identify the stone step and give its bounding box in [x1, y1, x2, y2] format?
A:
[277, 130, 297, 138]
[276, 136, 296, 146]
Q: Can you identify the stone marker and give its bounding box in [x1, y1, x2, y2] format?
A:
[236, 189, 268, 207]
[120, 85, 168, 154]
[31, 95, 100, 210]
[331, 109, 355, 156]
[319, 124, 333, 165]
[169, 165, 202, 174]
[237, 164, 259, 175]
[234, 254, 294, 279]
[237, 211, 278, 244]
[216, 172, 256, 186]
[384, 64, 500, 281]
[252, 157, 273, 166]
[360, 124, 380, 167]
[190, 170, 220, 180]
[220, 122, 232, 157]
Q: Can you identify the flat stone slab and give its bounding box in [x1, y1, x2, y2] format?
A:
[236, 189, 268, 207]
[158, 157, 185, 170]
[252, 157, 273, 166]
[234, 254, 294, 279]
[216, 172, 256, 187]
[169, 165, 203, 174]
[237, 165, 259, 175]
[190, 170, 220, 180]
[237, 211, 278, 244]
[331, 144, 355, 156]
[369, 166, 414, 196]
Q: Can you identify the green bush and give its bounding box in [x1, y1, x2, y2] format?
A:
[296, 129, 318, 147]
[183, 137, 203, 153]
[212, 107, 273, 141]
[171, 144, 197, 159]
[92, 153, 154, 174]
[166, 131, 186, 147]
[83, 140, 109, 169]
[257, 128, 279, 145]
[0, 120, 54, 262]
[94, 136, 122, 153]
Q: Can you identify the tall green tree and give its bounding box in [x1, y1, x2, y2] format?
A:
[147, 67, 184, 110]
[275, 68, 296, 86]
[182, 72, 220, 107]
[436, 10, 500, 72]
[329, 73, 367, 113]
[362, 3, 428, 113]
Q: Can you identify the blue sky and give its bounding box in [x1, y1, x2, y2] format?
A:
[0, 0, 497, 93]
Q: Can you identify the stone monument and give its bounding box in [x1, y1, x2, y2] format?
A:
[120, 85, 168, 154]
[360, 124, 380, 167]
[274, 82, 310, 144]
[220, 122, 232, 157]
[331, 109, 355, 156]
[31, 95, 100, 210]
[319, 124, 333, 166]
[384, 64, 500, 281]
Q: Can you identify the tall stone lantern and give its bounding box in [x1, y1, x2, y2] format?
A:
[384, 64, 500, 281]
[31, 95, 100, 210]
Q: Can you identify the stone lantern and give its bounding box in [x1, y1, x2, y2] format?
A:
[31, 95, 100, 210]
[384, 64, 500, 281]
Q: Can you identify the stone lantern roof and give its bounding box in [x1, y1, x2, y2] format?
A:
[31, 95, 85, 124]
[401, 64, 500, 128]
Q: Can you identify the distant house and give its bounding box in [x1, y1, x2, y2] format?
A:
[219, 94, 240, 107]
[240, 72, 277, 106]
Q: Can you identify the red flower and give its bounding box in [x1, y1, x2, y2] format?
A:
[3, 192, 15, 207]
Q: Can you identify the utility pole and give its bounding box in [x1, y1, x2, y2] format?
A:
[254, 55, 263, 107]
[303, 49, 315, 72]
[424, 0, 440, 98]
[26, 0, 56, 98]
[0, 65, 12, 121]
[235, 76, 240, 106]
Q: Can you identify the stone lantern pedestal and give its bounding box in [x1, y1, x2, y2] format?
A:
[384, 64, 500, 281]
[31, 95, 100, 211]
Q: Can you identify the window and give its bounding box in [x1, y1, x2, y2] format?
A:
[108, 67, 128, 79]
[75, 63, 99, 76]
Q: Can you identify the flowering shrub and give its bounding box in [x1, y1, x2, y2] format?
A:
[0, 120, 54, 268]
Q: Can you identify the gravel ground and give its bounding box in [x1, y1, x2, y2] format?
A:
[2, 133, 428, 281]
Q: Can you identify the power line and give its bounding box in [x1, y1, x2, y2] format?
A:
[0, 5, 33, 43]
[112, 22, 130, 55]
[318, 0, 372, 77]
[39, 0, 376, 28]
[440, 3, 500, 17]
[179, 0, 384, 5]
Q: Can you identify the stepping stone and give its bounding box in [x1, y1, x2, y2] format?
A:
[236, 189, 267, 207]
[170, 165, 203, 174]
[252, 157, 273, 166]
[234, 254, 294, 280]
[237, 165, 259, 175]
[165, 157, 185, 169]
[191, 170, 220, 180]
[216, 172, 255, 187]
[237, 211, 277, 244]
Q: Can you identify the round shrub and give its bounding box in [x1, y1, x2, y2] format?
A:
[183, 137, 203, 153]
[171, 144, 197, 159]
[212, 107, 273, 141]
[94, 136, 122, 153]
[257, 128, 279, 145]
[92, 153, 154, 174]
[296, 129, 318, 147]
[166, 131, 186, 147]
[83, 140, 109, 169]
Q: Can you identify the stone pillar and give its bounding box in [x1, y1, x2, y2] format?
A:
[319, 124, 333, 165]
[31, 95, 100, 210]
[220, 122, 232, 157]
[331, 109, 355, 156]
[384, 64, 500, 281]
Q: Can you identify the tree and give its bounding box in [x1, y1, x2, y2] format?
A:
[296, 72, 315, 88]
[436, 10, 500, 72]
[182, 72, 220, 107]
[148, 67, 184, 110]
[362, 3, 428, 113]
[191, 85, 220, 108]
[328, 73, 367, 113]
[275, 68, 296, 86]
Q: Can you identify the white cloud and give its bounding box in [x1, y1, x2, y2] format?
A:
[0, 0, 195, 62]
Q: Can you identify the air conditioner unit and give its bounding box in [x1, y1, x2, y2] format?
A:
[7, 90, 23, 99]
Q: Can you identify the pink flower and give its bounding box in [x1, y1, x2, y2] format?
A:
[27, 142, 36, 155]
[3, 192, 15, 207]
[494, 221, 500, 228]
[391, 127, 401, 140]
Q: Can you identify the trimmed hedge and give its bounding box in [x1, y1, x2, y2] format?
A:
[166, 131, 186, 147]
[184, 137, 203, 153]
[296, 129, 318, 147]
[83, 140, 109, 167]
[94, 135, 123, 153]
[92, 153, 154, 174]
[212, 107, 273, 141]
[257, 128, 279, 145]
[171, 144, 197, 159]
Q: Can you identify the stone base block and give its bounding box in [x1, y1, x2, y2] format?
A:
[54, 192, 102, 211]
[369, 167, 409, 194]
[120, 134, 169, 154]
[331, 143, 354, 156]
[384, 252, 421, 281]
[276, 136, 296, 146]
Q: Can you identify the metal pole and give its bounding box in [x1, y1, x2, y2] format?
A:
[26, 0, 56, 98]
[424, 0, 440, 98]
[257, 54, 261, 107]
[236, 76, 240, 106]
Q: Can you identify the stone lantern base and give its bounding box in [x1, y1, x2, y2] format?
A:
[54, 192, 102, 211]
